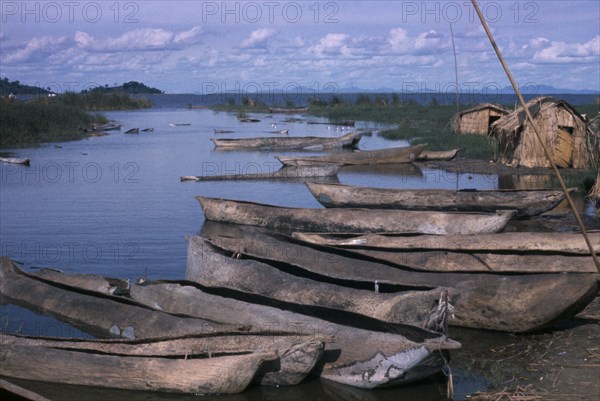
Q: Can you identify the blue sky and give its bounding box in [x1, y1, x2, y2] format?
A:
[1, 1, 599, 94]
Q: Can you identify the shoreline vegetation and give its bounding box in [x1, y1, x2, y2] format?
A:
[1, 79, 157, 148]
[213, 95, 599, 163]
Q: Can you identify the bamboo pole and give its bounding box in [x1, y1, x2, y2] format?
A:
[470, 0, 600, 272]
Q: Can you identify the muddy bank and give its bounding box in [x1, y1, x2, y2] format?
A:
[452, 295, 600, 400]
[416, 159, 591, 178]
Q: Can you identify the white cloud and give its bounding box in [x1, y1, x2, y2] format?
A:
[75, 27, 202, 52]
[3, 35, 68, 64]
[310, 33, 350, 56]
[240, 28, 275, 48]
[533, 35, 600, 63]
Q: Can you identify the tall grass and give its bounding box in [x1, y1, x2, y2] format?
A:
[0, 98, 107, 147]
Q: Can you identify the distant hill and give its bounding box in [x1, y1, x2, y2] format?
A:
[0, 77, 50, 95]
[83, 81, 163, 95]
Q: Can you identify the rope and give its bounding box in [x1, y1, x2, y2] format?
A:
[471, 0, 600, 272]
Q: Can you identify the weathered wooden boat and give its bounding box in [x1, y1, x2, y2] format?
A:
[275, 144, 426, 166]
[131, 279, 460, 389]
[213, 129, 235, 134]
[2, 332, 323, 388]
[0, 259, 326, 387]
[32, 267, 130, 295]
[0, 257, 253, 339]
[1, 334, 276, 394]
[238, 118, 261, 123]
[307, 120, 355, 127]
[292, 232, 600, 254]
[210, 132, 361, 150]
[181, 165, 340, 182]
[203, 225, 597, 274]
[416, 149, 459, 161]
[198, 223, 599, 332]
[196, 196, 515, 234]
[306, 182, 570, 218]
[268, 106, 310, 114]
[169, 123, 191, 127]
[269, 129, 289, 135]
[192, 235, 455, 331]
[92, 123, 121, 131]
[124, 128, 139, 134]
[0, 157, 30, 165]
[88, 131, 109, 137]
[141, 128, 154, 132]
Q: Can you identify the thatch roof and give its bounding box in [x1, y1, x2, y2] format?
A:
[490, 97, 584, 140]
[490, 96, 591, 168]
[458, 103, 510, 117]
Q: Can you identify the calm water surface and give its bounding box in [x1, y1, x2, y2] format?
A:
[1, 108, 504, 400]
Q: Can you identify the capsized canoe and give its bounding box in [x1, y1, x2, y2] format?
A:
[416, 149, 459, 161]
[1, 334, 275, 394]
[193, 235, 455, 331]
[196, 196, 515, 234]
[0, 157, 30, 165]
[292, 232, 600, 254]
[210, 132, 361, 150]
[181, 165, 340, 182]
[198, 223, 599, 332]
[275, 144, 426, 166]
[306, 182, 571, 218]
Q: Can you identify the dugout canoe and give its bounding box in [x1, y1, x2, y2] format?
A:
[0, 257, 253, 339]
[0, 334, 275, 394]
[275, 144, 425, 166]
[199, 223, 599, 332]
[181, 165, 340, 182]
[0, 157, 30, 165]
[0, 259, 325, 387]
[130, 278, 460, 389]
[210, 132, 361, 150]
[192, 235, 455, 331]
[306, 182, 570, 217]
[268, 106, 310, 114]
[196, 196, 515, 234]
[416, 149, 459, 161]
[307, 120, 355, 127]
[203, 224, 597, 274]
[292, 232, 600, 255]
[1, 332, 323, 388]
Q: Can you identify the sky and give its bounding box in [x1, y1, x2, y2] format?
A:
[1, 1, 599, 95]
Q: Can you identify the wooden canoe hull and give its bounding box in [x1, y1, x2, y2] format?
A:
[0, 259, 327, 387]
[198, 224, 599, 332]
[0, 257, 247, 339]
[306, 183, 569, 218]
[210, 132, 361, 150]
[268, 107, 309, 114]
[2, 333, 323, 388]
[196, 196, 515, 234]
[192, 235, 456, 331]
[292, 232, 600, 255]
[275, 144, 426, 166]
[181, 165, 340, 182]
[131, 282, 460, 389]
[0, 342, 273, 394]
[416, 149, 459, 161]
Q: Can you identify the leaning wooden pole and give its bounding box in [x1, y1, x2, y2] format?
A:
[470, 0, 600, 272]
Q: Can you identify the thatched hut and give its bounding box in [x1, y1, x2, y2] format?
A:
[452, 103, 510, 135]
[490, 96, 590, 168]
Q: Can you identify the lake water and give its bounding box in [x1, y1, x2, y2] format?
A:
[0, 106, 559, 400]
